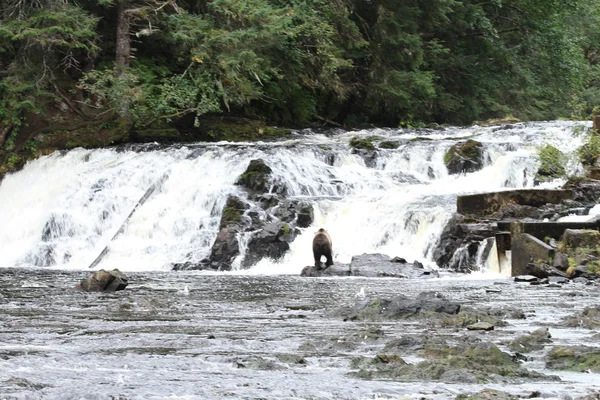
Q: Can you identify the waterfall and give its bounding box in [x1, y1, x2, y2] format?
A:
[0, 121, 588, 273]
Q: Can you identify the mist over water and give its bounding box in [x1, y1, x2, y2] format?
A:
[0, 121, 588, 273]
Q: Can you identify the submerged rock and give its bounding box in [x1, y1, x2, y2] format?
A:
[507, 327, 552, 353]
[342, 291, 460, 321]
[77, 269, 128, 292]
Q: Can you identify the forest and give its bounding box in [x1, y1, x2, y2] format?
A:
[1, 0, 600, 157]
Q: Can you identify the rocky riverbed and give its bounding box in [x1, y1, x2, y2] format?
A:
[1, 269, 600, 399]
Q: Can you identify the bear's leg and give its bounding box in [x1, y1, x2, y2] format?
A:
[314, 253, 322, 269]
[325, 254, 333, 267]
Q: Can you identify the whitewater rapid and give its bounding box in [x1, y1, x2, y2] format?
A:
[0, 121, 589, 273]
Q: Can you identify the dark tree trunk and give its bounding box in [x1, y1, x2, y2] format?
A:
[115, 0, 131, 72]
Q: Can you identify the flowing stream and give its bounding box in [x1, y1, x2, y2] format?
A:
[1, 121, 599, 399]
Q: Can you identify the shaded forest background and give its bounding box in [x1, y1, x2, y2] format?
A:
[1, 0, 600, 145]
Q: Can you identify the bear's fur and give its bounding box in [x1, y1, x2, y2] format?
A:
[313, 228, 333, 269]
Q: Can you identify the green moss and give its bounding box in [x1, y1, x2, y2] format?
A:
[378, 141, 400, 149]
[282, 223, 291, 236]
[349, 136, 376, 151]
[546, 346, 600, 372]
[410, 136, 433, 142]
[222, 206, 243, 225]
[537, 145, 566, 178]
[444, 139, 483, 166]
[236, 159, 272, 193]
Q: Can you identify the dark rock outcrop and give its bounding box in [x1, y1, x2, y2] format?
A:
[444, 139, 484, 175]
[77, 269, 128, 292]
[235, 159, 274, 194]
[432, 216, 497, 272]
[243, 222, 299, 268]
[207, 196, 250, 270]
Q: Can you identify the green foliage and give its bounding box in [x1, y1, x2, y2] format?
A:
[580, 131, 600, 166]
[2, 0, 600, 136]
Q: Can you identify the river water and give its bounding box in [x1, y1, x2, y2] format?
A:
[1, 121, 599, 399]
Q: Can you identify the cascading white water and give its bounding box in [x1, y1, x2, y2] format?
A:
[0, 121, 589, 273]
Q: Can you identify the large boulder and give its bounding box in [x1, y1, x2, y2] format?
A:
[301, 253, 438, 278]
[561, 229, 600, 249]
[235, 159, 273, 193]
[536, 145, 565, 183]
[242, 222, 299, 268]
[444, 139, 484, 175]
[77, 269, 128, 292]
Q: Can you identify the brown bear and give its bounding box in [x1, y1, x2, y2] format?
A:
[313, 228, 333, 269]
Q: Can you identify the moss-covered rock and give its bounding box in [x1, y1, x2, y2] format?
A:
[378, 140, 400, 149]
[235, 159, 273, 193]
[351, 341, 553, 383]
[507, 327, 552, 353]
[220, 196, 248, 228]
[444, 139, 484, 175]
[536, 145, 566, 181]
[546, 346, 600, 373]
[562, 306, 600, 329]
[349, 136, 376, 151]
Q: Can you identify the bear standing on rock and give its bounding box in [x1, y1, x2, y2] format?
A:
[313, 228, 333, 269]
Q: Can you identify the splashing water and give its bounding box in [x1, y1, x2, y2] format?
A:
[0, 121, 588, 273]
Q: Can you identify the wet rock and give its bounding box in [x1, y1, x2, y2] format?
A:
[272, 200, 314, 227]
[535, 145, 566, 184]
[352, 340, 555, 383]
[77, 269, 128, 292]
[349, 253, 437, 278]
[343, 291, 460, 320]
[302, 254, 437, 278]
[562, 229, 600, 249]
[545, 346, 600, 373]
[548, 276, 569, 284]
[432, 216, 498, 272]
[525, 263, 568, 279]
[243, 222, 299, 268]
[507, 328, 552, 353]
[553, 252, 570, 271]
[300, 264, 350, 277]
[466, 322, 494, 331]
[207, 196, 250, 270]
[514, 275, 538, 282]
[562, 306, 600, 329]
[236, 158, 286, 194]
[233, 356, 284, 371]
[444, 139, 484, 175]
[351, 147, 378, 168]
